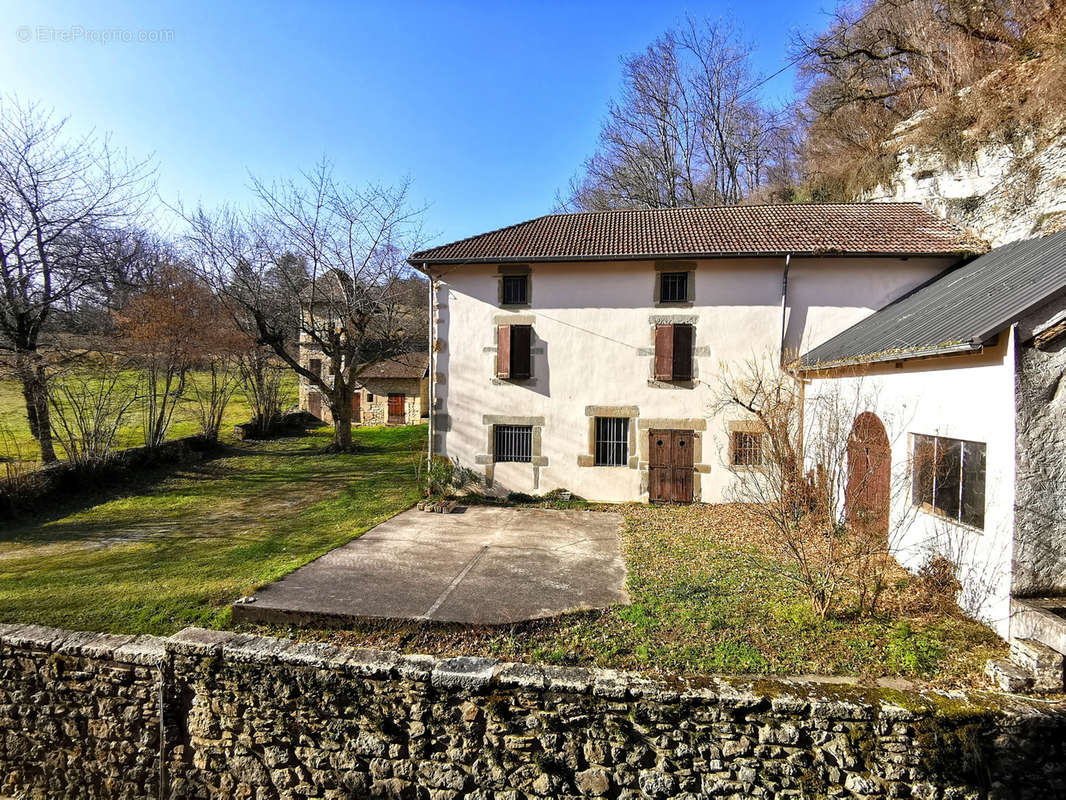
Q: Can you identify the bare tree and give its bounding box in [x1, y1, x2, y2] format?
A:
[0, 98, 153, 462]
[183, 160, 426, 450]
[47, 353, 138, 467]
[713, 354, 918, 617]
[567, 16, 790, 210]
[115, 265, 241, 448]
[235, 347, 291, 436]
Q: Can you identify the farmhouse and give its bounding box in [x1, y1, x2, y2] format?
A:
[410, 203, 978, 504]
[413, 206, 1066, 662]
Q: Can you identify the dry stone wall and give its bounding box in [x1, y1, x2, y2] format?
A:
[2, 624, 1066, 800]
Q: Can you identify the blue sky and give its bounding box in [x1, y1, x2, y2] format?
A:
[0, 0, 831, 247]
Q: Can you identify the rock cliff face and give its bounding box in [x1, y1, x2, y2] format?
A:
[866, 115, 1066, 246]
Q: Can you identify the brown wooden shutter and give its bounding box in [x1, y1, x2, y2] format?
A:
[511, 325, 532, 379]
[672, 324, 693, 381]
[496, 324, 511, 379]
[654, 324, 674, 380]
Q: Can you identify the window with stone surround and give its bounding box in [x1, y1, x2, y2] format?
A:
[595, 417, 629, 466]
[494, 425, 532, 463]
[659, 272, 689, 303]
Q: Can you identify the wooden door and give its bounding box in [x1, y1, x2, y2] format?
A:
[845, 412, 891, 535]
[648, 429, 694, 503]
[387, 394, 405, 425]
[308, 392, 321, 419]
[351, 392, 361, 424]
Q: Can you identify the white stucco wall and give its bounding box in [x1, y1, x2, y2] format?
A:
[804, 335, 1017, 638]
[431, 255, 956, 505]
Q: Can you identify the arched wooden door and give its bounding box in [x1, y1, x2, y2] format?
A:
[845, 412, 891, 535]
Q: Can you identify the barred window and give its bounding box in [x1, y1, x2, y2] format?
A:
[731, 431, 765, 467]
[660, 271, 689, 302]
[494, 425, 532, 463]
[912, 434, 985, 529]
[595, 417, 629, 466]
[502, 275, 528, 305]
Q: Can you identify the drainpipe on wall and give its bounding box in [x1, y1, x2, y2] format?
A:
[780, 253, 807, 465]
[779, 253, 792, 367]
[426, 266, 435, 495]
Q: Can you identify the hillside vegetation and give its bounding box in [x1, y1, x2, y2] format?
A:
[797, 0, 1066, 200]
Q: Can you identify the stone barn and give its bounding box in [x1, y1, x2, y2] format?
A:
[353, 352, 429, 426]
[299, 352, 428, 427]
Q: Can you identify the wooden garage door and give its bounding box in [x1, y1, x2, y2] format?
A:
[387, 394, 405, 424]
[649, 429, 694, 503]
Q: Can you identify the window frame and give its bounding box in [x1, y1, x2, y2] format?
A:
[494, 424, 533, 463]
[594, 417, 629, 467]
[496, 323, 533, 380]
[654, 323, 694, 382]
[659, 271, 689, 303]
[911, 433, 986, 530]
[731, 430, 766, 469]
[501, 274, 529, 306]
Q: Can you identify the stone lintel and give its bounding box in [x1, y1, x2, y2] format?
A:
[585, 405, 639, 417]
[482, 415, 545, 426]
[637, 418, 708, 431]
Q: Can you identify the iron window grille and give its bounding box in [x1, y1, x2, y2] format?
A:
[731, 431, 765, 467]
[595, 417, 629, 466]
[502, 275, 528, 305]
[494, 425, 533, 463]
[911, 434, 986, 529]
[660, 271, 689, 303]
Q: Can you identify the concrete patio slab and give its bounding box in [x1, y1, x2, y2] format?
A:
[233, 506, 629, 626]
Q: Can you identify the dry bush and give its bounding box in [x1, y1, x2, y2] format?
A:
[236, 348, 293, 436]
[47, 355, 139, 467]
[900, 555, 964, 616]
[713, 354, 916, 618]
[0, 423, 35, 498]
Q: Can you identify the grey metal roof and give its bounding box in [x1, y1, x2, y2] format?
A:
[800, 228, 1066, 369]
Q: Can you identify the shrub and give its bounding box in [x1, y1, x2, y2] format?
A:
[418, 455, 480, 497]
[904, 556, 963, 616]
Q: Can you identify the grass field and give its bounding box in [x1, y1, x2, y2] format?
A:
[0, 371, 297, 464]
[0, 425, 425, 635]
[0, 420, 1003, 684]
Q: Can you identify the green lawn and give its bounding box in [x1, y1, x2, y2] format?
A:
[0, 370, 297, 464]
[0, 421, 1003, 684]
[0, 425, 425, 635]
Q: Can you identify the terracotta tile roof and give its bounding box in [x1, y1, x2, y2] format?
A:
[356, 352, 429, 381]
[409, 203, 984, 266]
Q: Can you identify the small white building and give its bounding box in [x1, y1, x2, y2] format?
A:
[410, 204, 977, 504]
[799, 228, 1066, 644]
